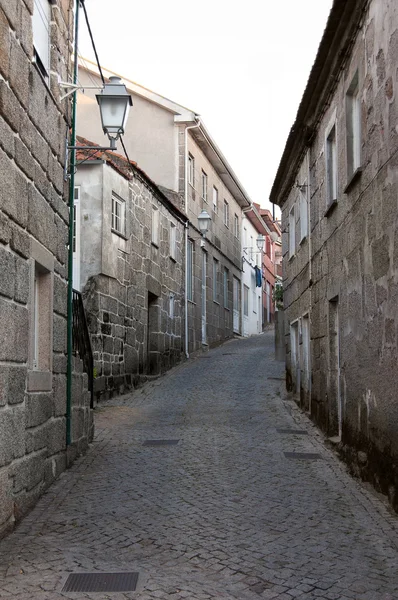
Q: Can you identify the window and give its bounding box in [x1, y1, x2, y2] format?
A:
[33, 0, 51, 79]
[213, 258, 219, 302]
[188, 153, 194, 187]
[28, 239, 54, 392]
[234, 214, 239, 238]
[299, 184, 308, 241]
[243, 227, 248, 249]
[243, 285, 249, 317]
[223, 268, 229, 308]
[212, 186, 218, 213]
[289, 206, 295, 258]
[169, 294, 175, 319]
[346, 72, 361, 180]
[201, 170, 208, 202]
[170, 222, 176, 260]
[112, 194, 126, 236]
[187, 239, 194, 301]
[326, 123, 337, 208]
[151, 205, 159, 246]
[253, 290, 257, 313]
[223, 200, 229, 227]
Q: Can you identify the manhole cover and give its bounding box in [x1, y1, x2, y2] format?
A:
[284, 452, 322, 460]
[277, 429, 309, 435]
[62, 572, 139, 592]
[143, 439, 180, 446]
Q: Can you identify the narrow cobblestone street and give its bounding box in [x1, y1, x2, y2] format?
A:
[1, 330, 398, 600]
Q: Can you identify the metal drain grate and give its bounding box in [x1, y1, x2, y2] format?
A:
[62, 572, 139, 592]
[284, 452, 322, 460]
[277, 429, 309, 435]
[143, 439, 180, 446]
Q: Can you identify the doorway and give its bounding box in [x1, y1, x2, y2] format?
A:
[147, 292, 160, 375]
[328, 298, 342, 437]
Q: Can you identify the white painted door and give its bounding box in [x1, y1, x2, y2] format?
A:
[72, 186, 81, 291]
[233, 276, 240, 333]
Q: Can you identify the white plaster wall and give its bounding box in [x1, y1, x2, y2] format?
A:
[241, 215, 263, 337]
[75, 163, 104, 289]
[77, 69, 178, 192]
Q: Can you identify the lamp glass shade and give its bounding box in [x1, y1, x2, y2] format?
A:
[256, 234, 266, 251]
[96, 76, 132, 139]
[198, 209, 211, 236]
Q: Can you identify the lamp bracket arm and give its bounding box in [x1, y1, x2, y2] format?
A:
[59, 82, 104, 101]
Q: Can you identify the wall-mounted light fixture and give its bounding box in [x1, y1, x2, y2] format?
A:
[198, 209, 211, 247]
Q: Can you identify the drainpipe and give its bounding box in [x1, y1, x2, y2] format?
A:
[184, 118, 201, 358]
[307, 150, 313, 413]
[66, 0, 80, 446]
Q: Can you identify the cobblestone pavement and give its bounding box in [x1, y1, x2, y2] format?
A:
[1, 330, 398, 600]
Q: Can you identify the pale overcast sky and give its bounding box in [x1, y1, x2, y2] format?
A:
[78, 0, 333, 213]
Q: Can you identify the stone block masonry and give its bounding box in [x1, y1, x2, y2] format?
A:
[0, 0, 93, 539]
[77, 157, 186, 400]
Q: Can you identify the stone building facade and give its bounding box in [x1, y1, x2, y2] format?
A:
[270, 0, 398, 510]
[0, 1, 93, 538]
[182, 125, 251, 350]
[76, 62, 253, 355]
[75, 140, 187, 398]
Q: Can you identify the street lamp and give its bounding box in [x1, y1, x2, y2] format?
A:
[256, 234, 265, 252]
[96, 76, 133, 149]
[198, 209, 211, 239]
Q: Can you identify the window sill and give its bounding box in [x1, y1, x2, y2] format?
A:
[151, 241, 159, 249]
[188, 299, 196, 305]
[344, 167, 362, 194]
[288, 253, 295, 262]
[170, 256, 177, 263]
[324, 199, 337, 217]
[111, 228, 128, 240]
[224, 306, 230, 311]
[213, 300, 220, 305]
[27, 370, 52, 392]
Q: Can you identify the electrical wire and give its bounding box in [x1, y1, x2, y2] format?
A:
[79, 0, 105, 86]
[120, 137, 135, 175]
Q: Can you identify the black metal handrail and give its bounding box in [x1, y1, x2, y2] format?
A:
[72, 289, 94, 408]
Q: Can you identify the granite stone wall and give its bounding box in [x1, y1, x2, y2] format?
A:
[281, 0, 398, 510]
[0, 0, 93, 538]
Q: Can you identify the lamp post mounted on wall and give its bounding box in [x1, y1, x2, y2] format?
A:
[66, 0, 132, 447]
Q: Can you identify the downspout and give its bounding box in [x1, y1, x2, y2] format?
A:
[307, 150, 313, 413]
[66, 0, 80, 446]
[184, 118, 201, 358]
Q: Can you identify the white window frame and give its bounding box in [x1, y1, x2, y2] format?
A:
[234, 214, 239, 238]
[169, 294, 175, 319]
[201, 170, 208, 202]
[212, 186, 218, 213]
[223, 200, 229, 228]
[170, 222, 176, 260]
[289, 205, 295, 259]
[243, 285, 249, 317]
[188, 153, 194, 187]
[299, 183, 308, 242]
[33, 0, 51, 80]
[112, 193, 126, 236]
[325, 113, 338, 210]
[151, 205, 159, 246]
[346, 71, 361, 181]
